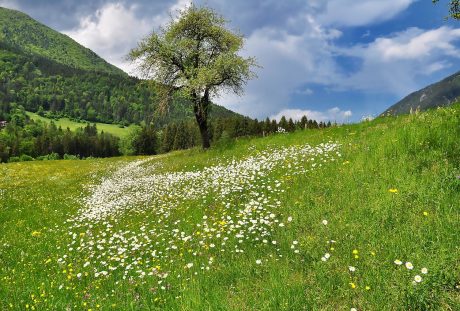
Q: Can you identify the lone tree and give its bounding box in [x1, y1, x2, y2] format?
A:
[129, 5, 257, 149]
[433, 0, 460, 19]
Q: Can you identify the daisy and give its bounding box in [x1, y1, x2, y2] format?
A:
[405, 262, 414, 270]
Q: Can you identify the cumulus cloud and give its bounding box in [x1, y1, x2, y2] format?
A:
[316, 0, 416, 27]
[367, 27, 460, 60]
[62, 0, 189, 74]
[271, 107, 352, 123]
[216, 0, 422, 119]
[338, 26, 460, 96]
[63, 3, 151, 73]
[219, 19, 342, 118]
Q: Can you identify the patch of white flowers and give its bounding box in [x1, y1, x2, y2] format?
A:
[57, 142, 341, 285]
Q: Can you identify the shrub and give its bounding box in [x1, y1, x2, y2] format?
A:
[19, 154, 34, 161]
[47, 152, 60, 160]
[8, 156, 20, 162]
[63, 154, 79, 160]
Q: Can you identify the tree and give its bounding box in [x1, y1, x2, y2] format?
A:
[433, 0, 460, 19]
[128, 5, 257, 149]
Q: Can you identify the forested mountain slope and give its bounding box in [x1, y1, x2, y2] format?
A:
[0, 7, 125, 75]
[0, 7, 239, 126]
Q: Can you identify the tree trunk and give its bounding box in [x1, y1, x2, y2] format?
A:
[196, 116, 210, 149]
[193, 91, 211, 149]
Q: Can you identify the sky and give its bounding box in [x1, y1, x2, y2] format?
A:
[1, 0, 460, 122]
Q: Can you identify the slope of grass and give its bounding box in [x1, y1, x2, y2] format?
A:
[26, 112, 137, 138]
[1, 106, 460, 310]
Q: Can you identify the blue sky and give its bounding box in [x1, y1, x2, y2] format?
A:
[1, 0, 460, 122]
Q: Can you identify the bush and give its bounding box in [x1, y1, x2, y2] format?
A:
[19, 154, 34, 161]
[63, 154, 79, 160]
[47, 152, 60, 160]
[213, 130, 235, 150]
[8, 156, 20, 162]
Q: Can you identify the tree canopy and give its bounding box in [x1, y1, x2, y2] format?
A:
[128, 5, 258, 148]
[433, 0, 460, 19]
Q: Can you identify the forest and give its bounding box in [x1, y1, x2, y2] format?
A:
[0, 39, 331, 163]
[0, 41, 235, 126]
[0, 104, 332, 162]
[0, 102, 330, 162]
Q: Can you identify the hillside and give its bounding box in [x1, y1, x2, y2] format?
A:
[0, 7, 240, 127]
[1, 105, 459, 310]
[26, 112, 137, 138]
[383, 70, 460, 116]
[0, 7, 125, 76]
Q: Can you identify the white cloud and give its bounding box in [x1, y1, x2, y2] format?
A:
[369, 27, 460, 60]
[63, 3, 151, 74]
[338, 26, 460, 96]
[215, 1, 420, 119]
[0, 0, 20, 10]
[317, 0, 416, 27]
[218, 20, 342, 118]
[296, 88, 314, 95]
[62, 0, 189, 75]
[270, 107, 352, 123]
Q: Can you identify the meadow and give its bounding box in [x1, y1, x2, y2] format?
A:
[1, 106, 460, 310]
[26, 112, 137, 138]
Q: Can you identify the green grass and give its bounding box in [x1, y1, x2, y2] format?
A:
[1, 106, 460, 310]
[26, 112, 138, 138]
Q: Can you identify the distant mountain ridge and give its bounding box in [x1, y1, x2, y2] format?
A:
[383, 70, 460, 116]
[0, 6, 126, 76]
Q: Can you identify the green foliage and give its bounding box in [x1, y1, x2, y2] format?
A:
[433, 0, 460, 19]
[129, 5, 258, 148]
[131, 126, 158, 155]
[0, 7, 125, 75]
[7, 156, 19, 162]
[26, 112, 135, 139]
[1, 105, 459, 309]
[0, 119, 121, 162]
[36, 153, 60, 161]
[19, 154, 33, 161]
[63, 154, 79, 160]
[0, 39, 238, 126]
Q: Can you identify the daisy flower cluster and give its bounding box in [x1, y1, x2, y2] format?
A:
[55, 142, 341, 290]
[394, 259, 428, 284]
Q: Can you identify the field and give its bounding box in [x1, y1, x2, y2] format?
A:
[26, 112, 137, 138]
[1, 106, 460, 310]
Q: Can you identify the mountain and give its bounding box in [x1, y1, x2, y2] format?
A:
[0, 7, 125, 76]
[383, 70, 460, 116]
[0, 6, 240, 126]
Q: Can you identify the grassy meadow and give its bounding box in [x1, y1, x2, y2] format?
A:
[26, 112, 137, 138]
[1, 106, 460, 310]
